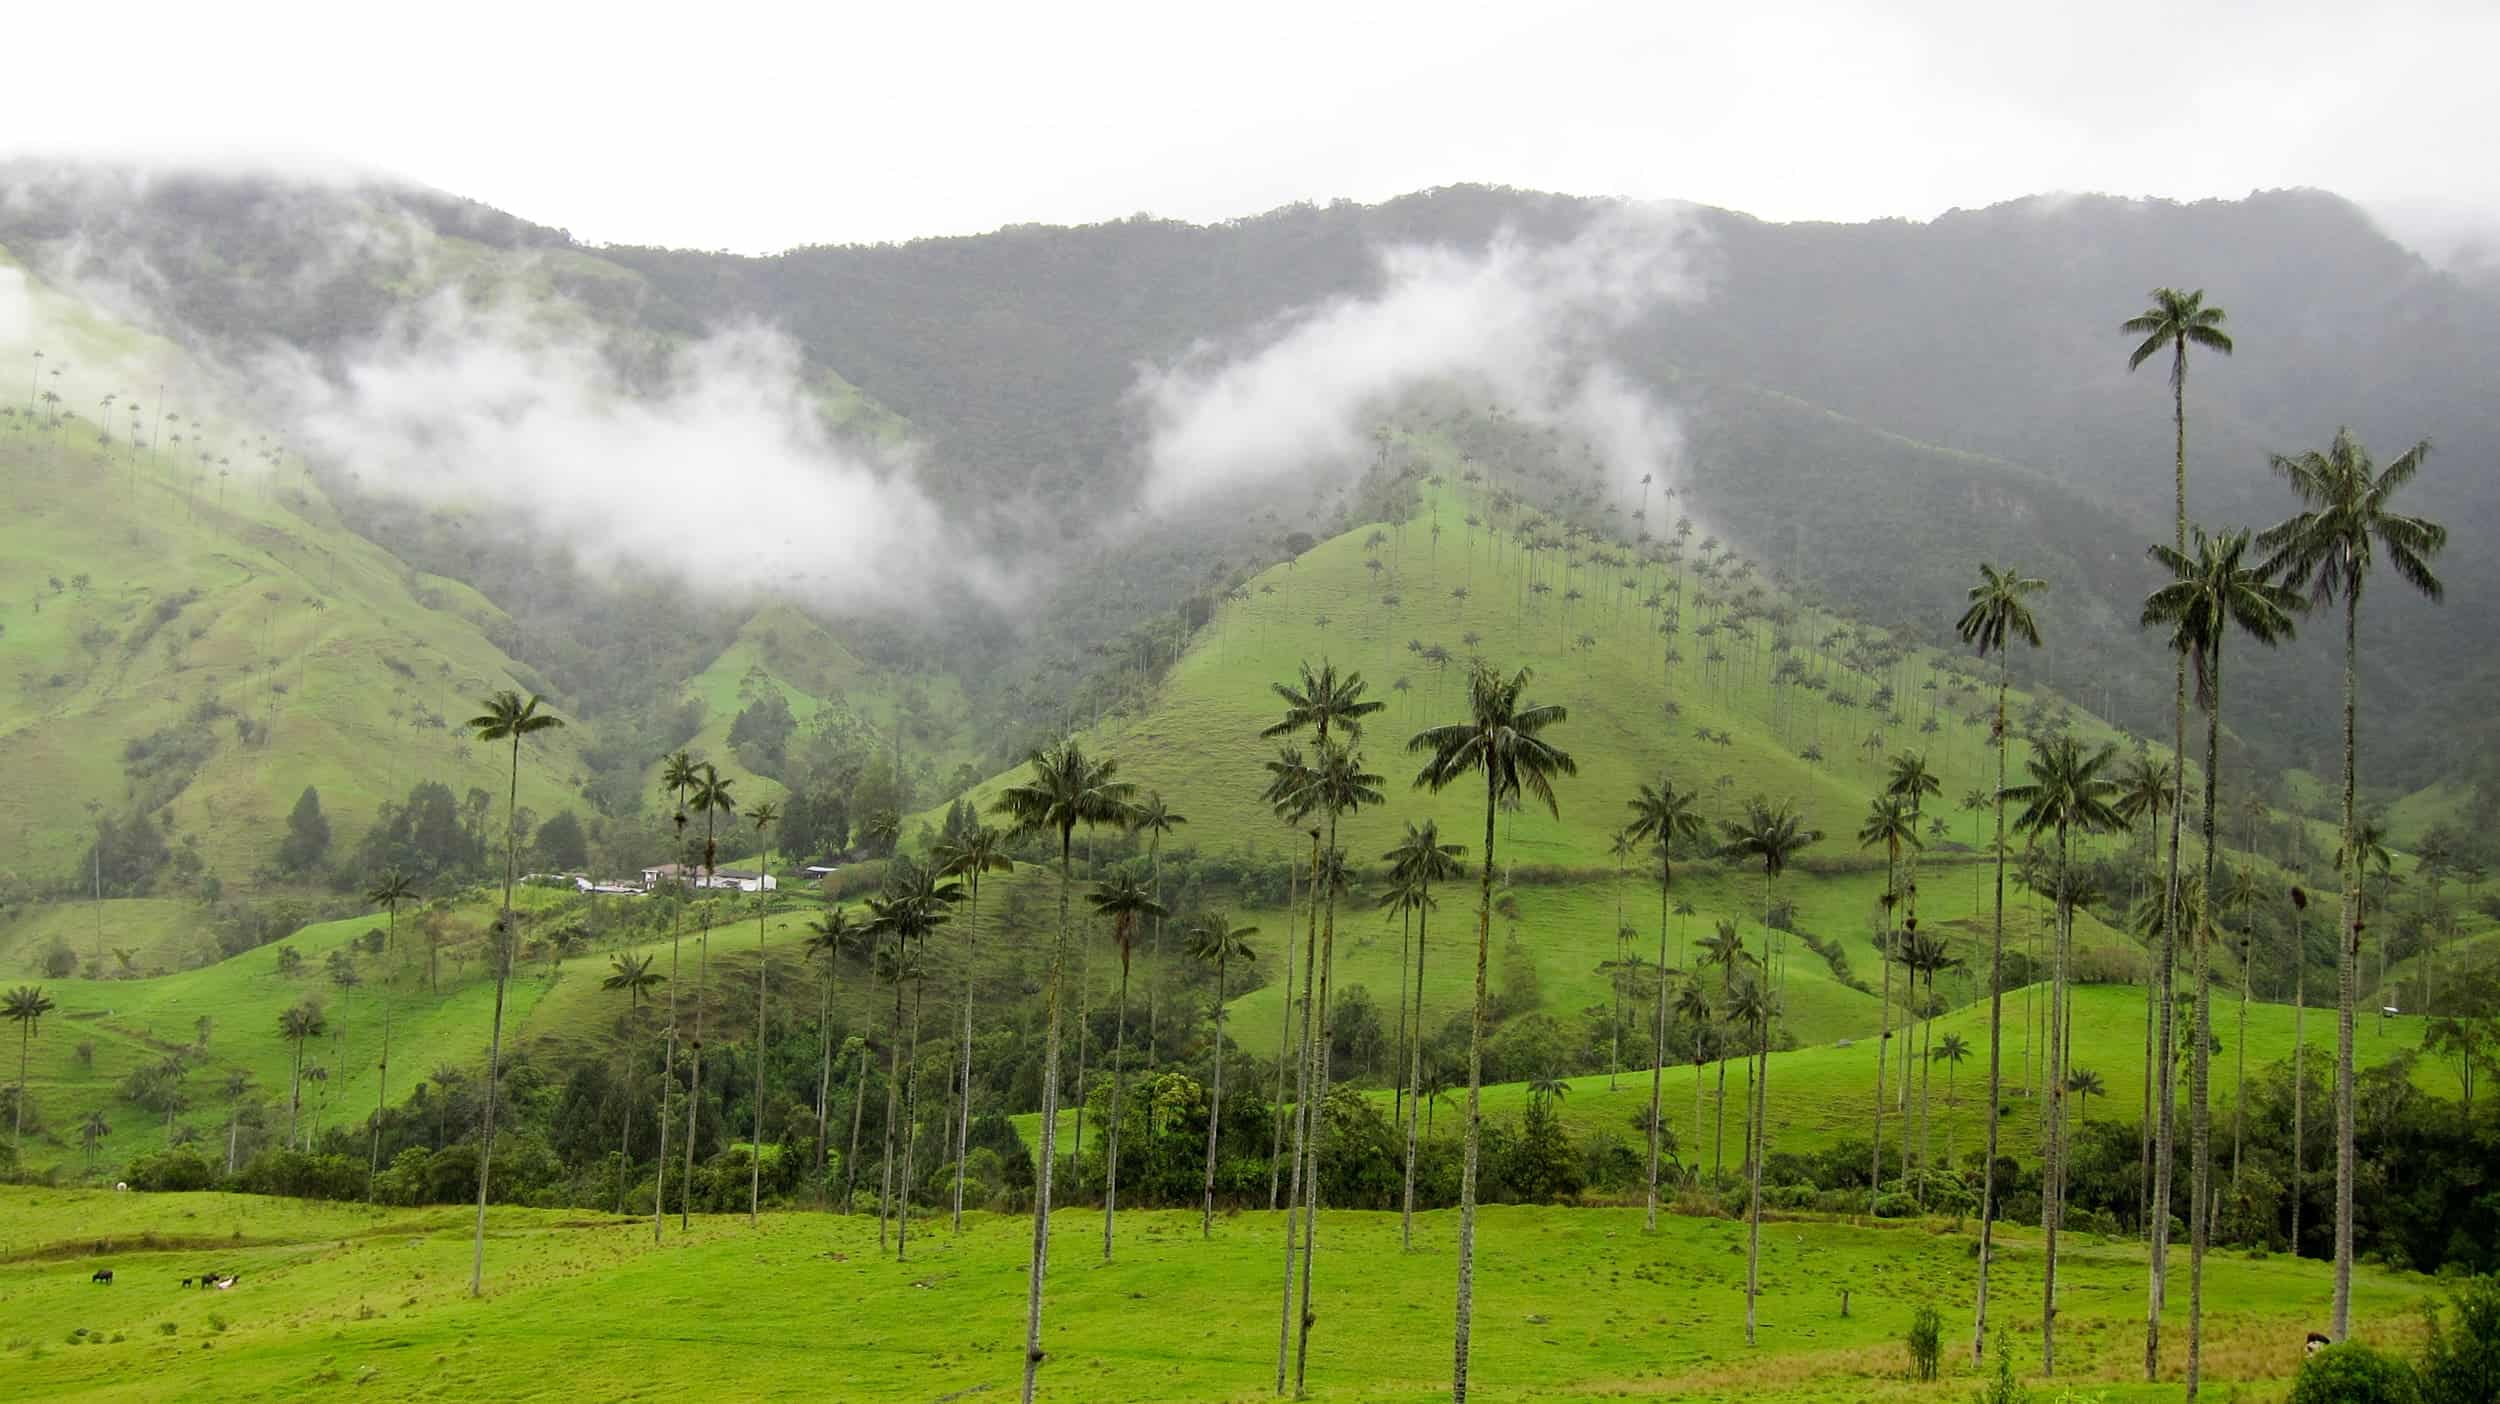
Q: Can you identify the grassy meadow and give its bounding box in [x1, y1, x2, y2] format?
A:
[0, 1190, 2445, 1402]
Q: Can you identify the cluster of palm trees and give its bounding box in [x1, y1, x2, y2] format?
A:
[1946, 289, 2449, 1397]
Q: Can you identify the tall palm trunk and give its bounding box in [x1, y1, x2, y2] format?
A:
[1971, 655, 2011, 1360]
[470, 733, 523, 1298]
[2331, 589, 2360, 1340]
[1277, 832, 1321, 1395]
[956, 877, 983, 1231]
[1449, 770, 1498, 1402]
[2291, 937, 2305, 1256]
[1269, 856, 1297, 1211]
[899, 952, 928, 1262]
[685, 817, 720, 1233]
[1744, 1023, 1770, 1344]
[1394, 904, 1413, 1147]
[289, 1036, 305, 1150]
[751, 861, 771, 1227]
[845, 1031, 870, 1211]
[1873, 846, 1894, 1207]
[1295, 823, 1346, 1393]
[655, 1027, 672, 1240]
[2187, 643, 2225, 1400]
[1203, 949, 1228, 1238]
[1403, 883, 1431, 1249]
[2043, 818, 2071, 1372]
[1020, 829, 1076, 1404]
[880, 934, 907, 1254]
[1102, 950, 1131, 1261]
[816, 967, 833, 1210]
[2147, 353, 2192, 1379]
[1714, 1045, 1730, 1180]
[368, 905, 397, 1200]
[1643, 862, 1670, 1232]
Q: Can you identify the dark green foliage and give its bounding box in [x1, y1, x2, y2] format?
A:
[2418, 1275, 2500, 1404]
[1907, 1303, 1942, 1381]
[532, 809, 590, 872]
[2293, 1343, 2422, 1404]
[274, 786, 330, 874]
[77, 811, 171, 897]
[346, 780, 484, 884]
[125, 1149, 217, 1192]
[728, 693, 797, 779]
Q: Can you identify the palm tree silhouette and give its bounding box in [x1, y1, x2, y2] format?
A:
[802, 906, 863, 1209]
[991, 740, 1135, 1404]
[743, 798, 780, 1227]
[2256, 426, 2446, 1342]
[1086, 872, 1168, 1260]
[361, 870, 418, 1200]
[1858, 794, 1919, 1201]
[464, 690, 563, 1295]
[1935, 1032, 1971, 1169]
[277, 1001, 326, 1151]
[2143, 524, 2302, 1393]
[933, 826, 1012, 1231]
[1382, 818, 1466, 1249]
[7, 984, 57, 1158]
[1624, 776, 1708, 1232]
[1727, 972, 1778, 1345]
[2000, 734, 2121, 1369]
[1409, 660, 1574, 1402]
[1186, 913, 1257, 1238]
[1954, 561, 2043, 1359]
[679, 762, 736, 1233]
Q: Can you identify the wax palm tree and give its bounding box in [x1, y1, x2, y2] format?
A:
[277, 1001, 326, 1150]
[1625, 775, 1708, 1231]
[2124, 289, 2232, 1381]
[2143, 524, 2302, 1394]
[2336, 820, 2398, 1031]
[1383, 818, 1467, 1249]
[1936, 1032, 1971, 1166]
[1261, 660, 1383, 1391]
[2000, 735, 2121, 1371]
[603, 953, 663, 1008]
[655, 749, 700, 1237]
[1696, 919, 1754, 1180]
[677, 762, 736, 1231]
[1719, 798, 1822, 994]
[1858, 794, 1919, 1199]
[8, 984, 56, 1157]
[1728, 972, 1778, 1345]
[1954, 561, 2043, 1359]
[933, 825, 1012, 1231]
[865, 859, 962, 1259]
[1673, 977, 1714, 1168]
[1409, 660, 1574, 1402]
[360, 870, 418, 1200]
[1087, 873, 1169, 1260]
[2113, 748, 2175, 1220]
[1279, 741, 1382, 1391]
[80, 1108, 108, 1165]
[2066, 1068, 2105, 1124]
[802, 907, 862, 1206]
[1526, 1071, 1570, 1108]
[742, 798, 780, 1227]
[991, 740, 1136, 1404]
[2257, 427, 2446, 1340]
[1187, 913, 1257, 1238]
[1127, 793, 1186, 1060]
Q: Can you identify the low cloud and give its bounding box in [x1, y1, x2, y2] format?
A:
[1132, 204, 1706, 514]
[261, 294, 1011, 610]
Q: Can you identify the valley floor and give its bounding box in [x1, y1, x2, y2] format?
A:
[0, 1190, 2431, 1401]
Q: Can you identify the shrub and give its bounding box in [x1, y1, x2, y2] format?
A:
[2290, 1343, 2422, 1404]
[2417, 1273, 2500, 1404]
[126, 1149, 216, 1192]
[1974, 1331, 2025, 1404]
[1907, 1302, 1942, 1381]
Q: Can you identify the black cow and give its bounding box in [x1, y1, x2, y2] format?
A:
[90, 1268, 113, 1284]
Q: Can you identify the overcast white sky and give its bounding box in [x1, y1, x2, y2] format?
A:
[7, 0, 2496, 256]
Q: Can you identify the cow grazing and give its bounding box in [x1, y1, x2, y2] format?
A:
[2306, 1331, 2332, 1355]
[213, 1275, 237, 1290]
[90, 1269, 114, 1284]
[180, 1277, 194, 1288]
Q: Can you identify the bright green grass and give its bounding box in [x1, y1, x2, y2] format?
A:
[0, 900, 203, 975]
[0, 1189, 2443, 1402]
